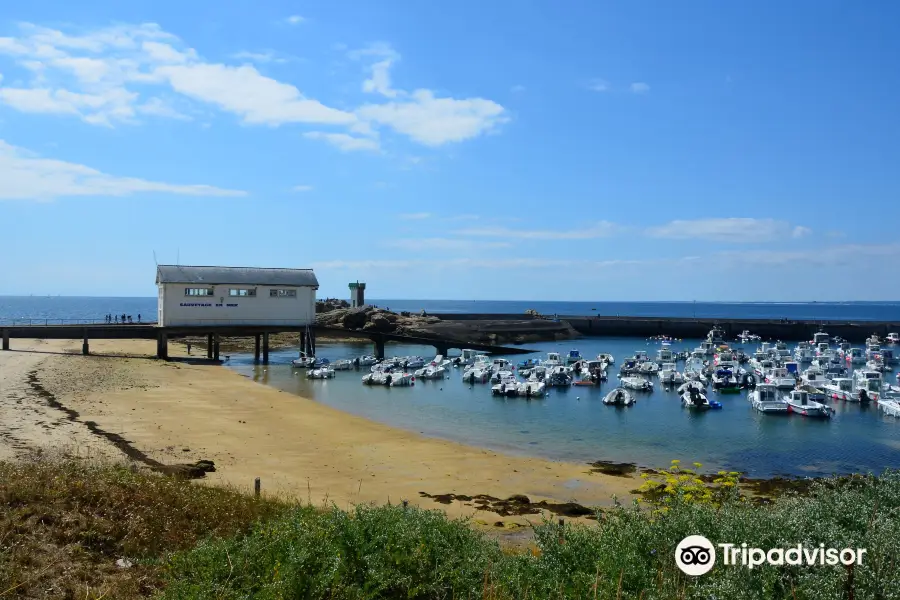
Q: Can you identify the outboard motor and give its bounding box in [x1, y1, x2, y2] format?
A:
[859, 389, 870, 403]
[385, 374, 392, 386]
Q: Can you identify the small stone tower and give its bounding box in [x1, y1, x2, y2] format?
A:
[349, 281, 366, 308]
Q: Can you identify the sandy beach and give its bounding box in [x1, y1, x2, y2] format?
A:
[0, 338, 637, 524]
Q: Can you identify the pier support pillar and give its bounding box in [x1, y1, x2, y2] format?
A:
[374, 338, 385, 360]
[434, 344, 449, 356]
[2, 329, 8, 351]
[213, 334, 220, 361]
[262, 332, 270, 364]
[310, 329, 316, 357]
[254, 334, 261, 362]
[207, 333, 213, 359]
[82, 329, 89, 355]
[156, 332, 168, 360]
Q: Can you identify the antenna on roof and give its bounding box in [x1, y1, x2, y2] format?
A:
[153, 250, 158, 266]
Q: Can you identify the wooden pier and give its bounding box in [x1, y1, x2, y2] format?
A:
[0, 322, 536, 362]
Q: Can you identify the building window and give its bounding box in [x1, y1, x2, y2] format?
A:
[229, 288, 257, 297]
[185, 287, 214, 296]
[270, 289, 297, 298]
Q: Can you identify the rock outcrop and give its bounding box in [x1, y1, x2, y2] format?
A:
[316, 306, 579, 345]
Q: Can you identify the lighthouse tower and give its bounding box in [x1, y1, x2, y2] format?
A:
[349, 281, 366, 308]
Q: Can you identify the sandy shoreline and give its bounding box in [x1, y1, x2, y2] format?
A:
[0, 339, 636, 525]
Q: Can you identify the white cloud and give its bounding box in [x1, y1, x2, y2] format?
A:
[0, 139, 244, 200]
[285, 15, 305, 25]
[155, 63, 356, 126]
[362, 59, 398, 98]
[0, 24, 506, 149]
[357, 89, 506, 146]
[232, 51, 286, 64]
[383, 238, 512, 251]
[312, 257, 678, 271]
[303, 131, 380, 152]
[292, 185, 313, 192]
[630, 82, 650, 94]
[136, 96, 189, 120]
[712, 244, 900, 268]
[587, 79, 609, 92]
[646, 218, 809, 242]
[792, 225, 812, 238]
[399, 212, 432, 220]
[454, 221, 620, 240]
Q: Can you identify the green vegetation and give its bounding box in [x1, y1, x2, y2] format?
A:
[3, 457, 899, 599]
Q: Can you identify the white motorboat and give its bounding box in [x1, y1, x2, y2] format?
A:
[517, 378, 546, 397]
[584, 360, 608, 376]
[854, 370, 885, 402]
[866, 335, 882, 350]
[620, 376, 653, 391]
[764, 367, 796, 389]
[291, 355, 316, 368]
[772, 341, 791, 360]
[659, 363, 684, 386]
[695, 341, 716, 356]
[458, 349, 480, 366]
[415, 365, 447, 380]
[543, 352, 562, 368]
[677, 380, 706, 394]
[714, 350, 738, 370]
[684, 357, 709, 384]
[492, 376, 519, 397]
[866, 359, 886, 373]
[738, 330, 761, 343]
[866, 345, 884, 362]
[307, 367, 335, 379]
[639, 361, 660, 375]
[389, 372, 415, 387]
[815, 342, 831, 357]
[844, 347, 866, 365]
[794, 342, 816, 363]
[619, 359, 641, 375]
[630, 350, 650, 363]
[878, 399, 900, 417]
[706, 327, 726, 344]
[462, 359, 492, 384]
[490, 369, 516, 384]
[331, 359, 353, 371]
[597, 353, 615, 365]
[603, 387, 635, 406]
[362, 371, 389, 385]
[811, 331, 830, 346]
[546, 368, 572, 387]
[358, 355, 378, 366]
[888, 333, 900, 344]
[752, 358, 776, 379]
[403, 356, 426, 369]
[784, 390, 832, 418]
[801, 368, 830, 392]
[656, 345, 676, 363]
[712, 368, 740, 391]
[681, 385, 722, 410]
[749, 383, 788, 414]
[824, 378, 855, 401]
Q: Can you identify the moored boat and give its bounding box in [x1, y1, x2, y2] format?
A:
[620, 376, 653, 391]
[784, 389, 832, 418]
[603, 387, 635, 406]
[749, 383, 788, 414]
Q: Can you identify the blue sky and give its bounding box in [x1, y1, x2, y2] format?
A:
[1, 1, 898, 301]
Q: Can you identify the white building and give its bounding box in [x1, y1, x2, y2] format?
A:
[155, 265, 318, 327]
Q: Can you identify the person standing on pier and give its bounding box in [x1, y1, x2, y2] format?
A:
[137, 314, 141, 323]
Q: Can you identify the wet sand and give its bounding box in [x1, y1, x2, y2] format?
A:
[0, 339, 637, 524]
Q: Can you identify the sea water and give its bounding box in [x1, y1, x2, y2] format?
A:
[227, 337, 900, 479]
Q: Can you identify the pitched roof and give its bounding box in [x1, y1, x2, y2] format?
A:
[156, 265, 319, 287]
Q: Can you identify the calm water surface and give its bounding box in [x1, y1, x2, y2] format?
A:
[227, 337, 900, 479]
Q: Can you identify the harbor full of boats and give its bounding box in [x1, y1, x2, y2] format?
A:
[285, 326, 900, 422]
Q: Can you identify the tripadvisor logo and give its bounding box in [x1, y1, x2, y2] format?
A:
[675, 536, 866, 576]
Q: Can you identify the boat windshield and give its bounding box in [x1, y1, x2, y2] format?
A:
[866, 380, 881, 392]
[839, 380, 852, 391]
[758, 387, 777, 401]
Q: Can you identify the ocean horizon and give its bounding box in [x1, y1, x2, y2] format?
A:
[1, 296, 899, 324]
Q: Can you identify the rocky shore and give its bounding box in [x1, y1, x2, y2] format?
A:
[178, 306, 580, 354]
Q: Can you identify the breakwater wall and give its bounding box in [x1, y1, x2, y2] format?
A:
[434, 314, 900, 343]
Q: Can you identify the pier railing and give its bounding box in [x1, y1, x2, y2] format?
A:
[0, 319, 155, 326]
